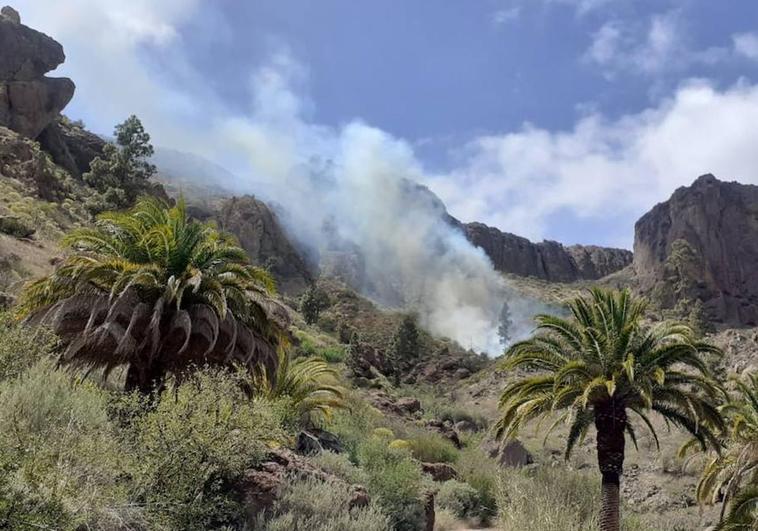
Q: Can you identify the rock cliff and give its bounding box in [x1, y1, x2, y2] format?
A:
[0, 6, 75, 139]
[463, 221, 632, 282]
[634, 174, 758, 326]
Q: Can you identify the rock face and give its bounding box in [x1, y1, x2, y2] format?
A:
[0, 7, 75, 139]
[0, 125, 65, 199]
[463, 221, 632, 282]
[634, 174, 758, 326]
[38, 117, 106, 178]
[215, 195, 313, 294]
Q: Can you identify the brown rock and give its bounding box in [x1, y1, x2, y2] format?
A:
[0, 125, 65, 199]
[38, 117, 106, 178]
[396, 397, 422, 414]
[482, 437, 534, 468]
[634, 174, 758, 326]
[425, 419, 462, 449]
[421, 462, 458, 482]
[216, 195, 313, 294]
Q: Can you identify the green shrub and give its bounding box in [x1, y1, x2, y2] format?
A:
[0, 361, 139, 529]
[259, 476, 390, 531]
[0, 316, 58, 383]
[131, 369, 287, 529]
[456, 446, 498, 523]
[358, 438, 427, 531]
[0, 216, 34, 238]
[436, 479, 481, 519]
[407, 432, 459, 463]
[328, 391, 383, 461]
[321, 345, 346, 363]
[309, 451, 368, 485]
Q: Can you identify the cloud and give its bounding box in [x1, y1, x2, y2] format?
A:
[733, 32, 758, 61]
[426, 80, 758, 245]
[492, 7, 521, 26]
[584, 11, 732, 78]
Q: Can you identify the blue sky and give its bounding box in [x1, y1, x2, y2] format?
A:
[17, 0, 758, 249]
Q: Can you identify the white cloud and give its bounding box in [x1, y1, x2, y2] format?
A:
[426, 80, 758, 245]
[733, 32, 758, 61]
[492, 7, 521, 26]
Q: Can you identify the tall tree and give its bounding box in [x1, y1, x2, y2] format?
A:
[498, 300, 513, 346]
[495, 288, 725, 531]
[300, 284, 329, 325]
[388, 314, 419, 385]
[84, 115, 157, 210]
[18, 197, 289, 393]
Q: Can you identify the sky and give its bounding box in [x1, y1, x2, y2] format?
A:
[15, 0, 758, 249]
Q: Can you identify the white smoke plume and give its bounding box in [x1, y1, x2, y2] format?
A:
[217, 55, 512, 353]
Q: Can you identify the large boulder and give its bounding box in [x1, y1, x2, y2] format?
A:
[215, 195, 313, 294]
[634, 174, 758, 326]
[0, 7, 75, 139]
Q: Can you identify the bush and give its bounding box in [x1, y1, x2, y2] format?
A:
[0, 215, 34, 238]
[309, 451, 368, 485]
[321, 345, 346, 363]
[358, 438, 427, 531]
[0, 361, 139, 529]
[455, 446, 498, 523]
[436, 479, 481, 519]
[328, 391, 383, 461]
[131, 369, 286, 529]
[407, 432, 459, 464]
[259, 476, 390, 531]
[0, 316, 58, 383]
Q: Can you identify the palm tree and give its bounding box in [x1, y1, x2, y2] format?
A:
[251, 350, 345, 426]
[692, 372, 758, 528]
[17, 197, 290, 393]
[495, 288, 725, 531]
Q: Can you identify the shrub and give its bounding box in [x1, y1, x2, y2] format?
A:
[309, 451, 368, 485]
[372, 427, 395, 440]
[321, 345, 346, 363]
[455, 446, 498, 523]
[407, 432, 459, 463]
[0, 316, 58, 383]
[434, 508, 462, 531]
[328, 391, 383, 461]
[131, 369, 286, 529]
[259, 476, 390, 531]
[0, 215, 34, 238]
[358, 438, 427, 531]
[0, 361, 139, 529]
[389, 439, 411, 450]
[436, 479, 481, 519]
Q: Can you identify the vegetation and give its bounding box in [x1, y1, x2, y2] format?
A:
[84, 115, 158, 211]
[693, 372, 758, 529]
[300, 284, 330, 325]
[18, 197, 287, 393]
[388, 314, 420, 384]
[496, 288, 726, 531]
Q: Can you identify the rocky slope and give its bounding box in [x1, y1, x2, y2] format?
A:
[634, 174, 758, 326]
[463, 221, 632, 282]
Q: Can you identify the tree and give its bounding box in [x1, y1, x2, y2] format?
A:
[495, 288, 725, 531]
[692, 372, 758, 529]
[84, 115, 157, 210]
[498, 300, 513, 346]
[300, 284, 329, 325]
[687, 298, 714, 338]
[18, 197, 289, 394]
[388, 314, 420, 385]
[665, 239, 700, 300]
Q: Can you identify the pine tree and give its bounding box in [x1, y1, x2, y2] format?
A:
[389, 314, 419, 385]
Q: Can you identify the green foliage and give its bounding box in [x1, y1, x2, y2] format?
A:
[309, 451, 368, 485]
[687, 298, 714, 338]
[328, 392, 383, 461]
[436, 479, 481, 519]
[132, 369, 285, 529]
[252, 349, 345, 427]
[259, 476, 391, 531]
[693, 372, 758, 528]
[0, 313, 57, 383]
[388, 314, 419, 384]
[358, 438, 427, 531]
[83, 115, 157, 211]
[407, 432, 459, 463]
[0, 215, 34, 238]
[455, 445, 499, 522]
[18, 196, 286, 393]
[300, 284, 330, 325]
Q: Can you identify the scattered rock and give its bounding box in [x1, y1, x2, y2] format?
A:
[421, 462, 458, 482]
[425, 419, 462, 449]
[397, 397, 421, 414]
[369, 391, 423, 418]
[0, 125, 66, 199]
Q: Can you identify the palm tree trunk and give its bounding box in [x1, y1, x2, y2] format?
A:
[595, 401, 626, 531]
[125, 361, 165, 394]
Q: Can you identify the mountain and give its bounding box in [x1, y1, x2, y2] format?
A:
[634, 174, 758, 326]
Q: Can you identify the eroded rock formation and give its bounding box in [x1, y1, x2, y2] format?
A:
[0, 6, 75, 139]
[634, 174, 758, 325]
[463, 221, 632, 282]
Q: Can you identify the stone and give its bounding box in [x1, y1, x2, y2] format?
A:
[0, 125, 66, 200]
[425, 419, 462, 449]
[421, 462, 458, 482]
[396, 397, 422, 414]
[295, 429, 344, 455]
[0, 8, 76, 139]
[634, 174, 758, 326]
[215, 195, 313, 294]
[37, 117, 106, 178]
[295, 431, 322, 456]
[454, 419, 478, 432]
[482, 437, 534, 468]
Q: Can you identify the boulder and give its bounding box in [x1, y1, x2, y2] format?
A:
[0, 7, 76, 138]
[37, 117, 106, 178]
[482, 437, 533, 468]
[425, 419, 462, 449]
[421, 462, 458, 482]
[238, 448, 370, 521]
[634, 174, 758, 326]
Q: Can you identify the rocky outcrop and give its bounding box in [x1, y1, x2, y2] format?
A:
[215, 195, 313, 294]
[0, 7, 75, 139]
[463, 221, 632, 282]
[634, 174, 758, 326]
[0, 125, 66, 199]
[38, 117, 106, 178]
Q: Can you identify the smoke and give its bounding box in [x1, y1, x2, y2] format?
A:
[216, 55, 513, 353]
